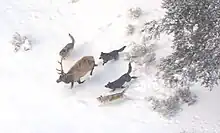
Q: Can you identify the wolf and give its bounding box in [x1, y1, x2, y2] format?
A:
[97, 88, 128, 104]
[104, 62, 137, 91]
[99, 46, 126, 65]
[59, 33, 75, 59]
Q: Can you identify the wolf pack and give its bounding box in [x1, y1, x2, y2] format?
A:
[56, 33, 138, 104]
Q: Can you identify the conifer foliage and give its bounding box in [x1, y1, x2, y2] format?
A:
[144, 0, 220, 89]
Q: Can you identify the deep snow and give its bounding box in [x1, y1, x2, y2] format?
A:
[1, 0, 220, 133]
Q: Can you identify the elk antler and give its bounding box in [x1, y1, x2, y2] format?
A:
[56, 58, 64, 75]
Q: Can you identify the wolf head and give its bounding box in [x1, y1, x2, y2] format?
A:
[59, 48, 68, 58]
[99, 52, 105, 59]
[105, 82, 114, 89]
[96, 95, 103, 102]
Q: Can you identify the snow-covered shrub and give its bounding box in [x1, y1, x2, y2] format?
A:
[147, 94, 181, 118]
[180, 131, 188, 133]
[143, 0, 220, 90]
[180, 130, 196, 133]
[145, 43, 157, 53]
[124, 42, 157, 58]
[141, 20, 163, 41]
[129, 44, 147, 58]
[11, 32, 24, 52]
[128, 52, 156, 66]
[125, 24, 135, 35]
[70, 0, 79, 3]
[142, 52, 156, 65]
[124, 42, 156, 65]
[176, 87, 197, 106]
[11, 32, 32, 52]
[127, 7, 142, 19]
[147, 87, 197, 118]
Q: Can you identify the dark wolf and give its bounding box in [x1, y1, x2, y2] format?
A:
[99, 46, 126, 65]
[105, 62, 137, 91]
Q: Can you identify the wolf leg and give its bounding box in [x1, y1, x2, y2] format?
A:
[110, 89, 116, 92]
[90, 64, 97, 75]
[113, 54, 119, 60]
[102, 60, 107, 65]
[120, 86, 125, 88]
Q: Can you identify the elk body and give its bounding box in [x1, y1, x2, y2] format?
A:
[56, 56, 98, 88]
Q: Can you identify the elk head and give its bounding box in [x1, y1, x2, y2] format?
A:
[56, 58, 72, 84]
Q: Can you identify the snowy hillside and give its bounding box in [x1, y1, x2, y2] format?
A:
[1, 0, 220, 133]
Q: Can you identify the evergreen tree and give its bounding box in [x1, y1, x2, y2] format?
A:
[143, 0, 220, 89]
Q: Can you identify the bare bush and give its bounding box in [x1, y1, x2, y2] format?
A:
[147, 87, 197, 118]
[124, 42, 156, 65]
[180, 130, 197, 133]
[127, 7, 143, 19]
[129, 44, 147, 58]
[176, 87, 197, 106]
[11, 32, 32, 52]
[70, 0, 79, 3]
[141, 52, 156, 65]
[125, 24, 135, 35]
[147, 94, 181, 118]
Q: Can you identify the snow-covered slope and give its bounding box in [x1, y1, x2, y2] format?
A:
[1, 0, 220, 133]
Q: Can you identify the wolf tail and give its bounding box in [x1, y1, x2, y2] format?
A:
[116, 46, 126, 52]
[127, 62, 132, 74]
[68, 33, 75, 44]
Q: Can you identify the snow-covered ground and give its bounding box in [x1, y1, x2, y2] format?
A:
[1, 0, 220, 133]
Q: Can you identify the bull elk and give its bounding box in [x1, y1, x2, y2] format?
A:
[56, 56, 98, 88]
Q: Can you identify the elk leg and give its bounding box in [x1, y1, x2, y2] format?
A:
[90, 64, 98, 76]
[77, 79, 85, 84]
[70, 82, 74, 89]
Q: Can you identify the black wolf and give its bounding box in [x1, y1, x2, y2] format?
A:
[105, 62, 137, 91]
[99, 46, 126, 65]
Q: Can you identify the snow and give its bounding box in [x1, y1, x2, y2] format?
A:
[1, 0, 220, 133]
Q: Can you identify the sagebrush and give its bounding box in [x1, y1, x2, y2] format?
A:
[11, 32, 32, 52]
[147, 87, 197, 118]
[124, 42, 156, 65]
[127, 7, 143, 19]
